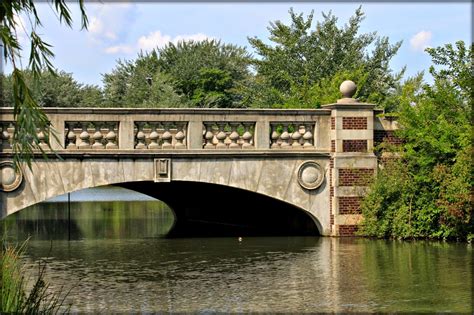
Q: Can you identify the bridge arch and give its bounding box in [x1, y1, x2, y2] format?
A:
[1, 156, 330, 235]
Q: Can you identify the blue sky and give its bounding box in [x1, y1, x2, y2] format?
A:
[6, 2, 472, 87]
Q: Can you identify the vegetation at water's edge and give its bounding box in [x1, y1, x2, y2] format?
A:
[358, 41, 473, 242]
[0, 240, 71, 313]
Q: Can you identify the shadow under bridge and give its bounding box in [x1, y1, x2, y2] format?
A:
[118, 181, 320, 237]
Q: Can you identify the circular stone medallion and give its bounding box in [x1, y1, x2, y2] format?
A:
[297, 161, 324, 190]
[0, 161, 22, 192]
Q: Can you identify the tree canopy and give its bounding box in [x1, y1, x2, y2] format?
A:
[2, 70, 103, 107]
[102, 40, 252, 108]
[244, 7, 403, 108]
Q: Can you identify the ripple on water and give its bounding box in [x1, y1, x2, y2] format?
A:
[20, 237, 473, 313]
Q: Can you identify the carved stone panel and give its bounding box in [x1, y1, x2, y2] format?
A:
[154, 158, 171, 182]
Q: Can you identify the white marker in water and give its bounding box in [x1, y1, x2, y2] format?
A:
[238, 237, 242, 242]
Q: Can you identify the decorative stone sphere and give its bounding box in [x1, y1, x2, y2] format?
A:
[301, 167, 319, 184]
[339, 80, 357, 98]
[1, 167, 16, 186]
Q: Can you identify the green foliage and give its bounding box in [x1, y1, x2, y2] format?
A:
[102, 53, 155, 106]
[2, 70, 104, 107]
[359, 41, 473, 241]
[102, 51, 185, 107]
[426, 41, 472, 100]
[157, 39, 251, 107]
[102, 40, 251, 108]
[8, 69, 54, 171]
[245, 7, 403, 109]
[190, 68, 235, 108]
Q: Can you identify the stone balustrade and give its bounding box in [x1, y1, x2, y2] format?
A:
[65, 121, 119, 150]
[135, 121, 187, 149]
[203, 122, 254, 149]
[0, 122, 14, 150]
[1, 122, 50, 151]
[0, 108, 330, 151]
[270, 122, 314, 149]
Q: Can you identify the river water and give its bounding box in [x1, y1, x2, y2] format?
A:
[3, 187, 473, 313]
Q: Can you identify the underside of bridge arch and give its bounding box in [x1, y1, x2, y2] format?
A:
[118, 181, 320, 237]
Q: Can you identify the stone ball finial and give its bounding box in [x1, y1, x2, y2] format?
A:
[340, 80, 357, 98]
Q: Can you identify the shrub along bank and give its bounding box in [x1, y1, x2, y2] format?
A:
[359, 41, 473, 241]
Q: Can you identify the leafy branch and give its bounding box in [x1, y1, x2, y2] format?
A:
[0, 0, 88, 170]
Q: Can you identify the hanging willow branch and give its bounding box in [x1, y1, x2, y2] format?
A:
[0, 0, 88, 170]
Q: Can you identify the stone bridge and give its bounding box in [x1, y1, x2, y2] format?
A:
[0, 82, 398, 236]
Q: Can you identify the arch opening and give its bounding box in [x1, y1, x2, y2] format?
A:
[4, 180, 322, 240]
[119, 181, 321, 237]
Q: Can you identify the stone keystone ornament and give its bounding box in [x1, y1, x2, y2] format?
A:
[0, 161, 23, 192]
[297, 161, 324, 190]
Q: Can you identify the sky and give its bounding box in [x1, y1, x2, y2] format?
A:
[4, 2, 472, 87]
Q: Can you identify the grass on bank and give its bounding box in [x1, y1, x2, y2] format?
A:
[1, 240, 71, 314]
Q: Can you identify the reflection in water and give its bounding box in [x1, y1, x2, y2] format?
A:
[3, 200, 174, 240]
[22, 238, 472, 313]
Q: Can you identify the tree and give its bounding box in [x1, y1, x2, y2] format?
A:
[103, 40, 251, 108]
[360, 41, 473, 241]
[2, 70, 104, 107]
[102, 51, 185, 108]
[0, 0, 88, 168]
[158, 39, 251, 108]
[245, 7, 403, 108]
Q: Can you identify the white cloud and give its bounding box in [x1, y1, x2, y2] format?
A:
[137, 31, 172, 51]
[86, 4, 137, 45]
[173, 33, 212, 45]
[137, 31, 213, 51]
[105, 30, 214, 55]
[88, 16, 103, 34]
[410, 30, 432, 52]
[104, 45, 135, 54]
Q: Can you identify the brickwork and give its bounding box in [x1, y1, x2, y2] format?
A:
[338, 196, 362, 214]
[338, 225, 359, 236]
[329, 157, 334, 225]
[374, 130, 403, 146]
[331, 117, 335, 130]
[330, 187, 334, 224]
[338, 168, 374, 186]
[342, 117, 367, 130]
[342, 140, 367, 152]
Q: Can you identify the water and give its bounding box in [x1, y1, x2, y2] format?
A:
[4, 187, 473, 313]
[21, 238, 473, 313]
